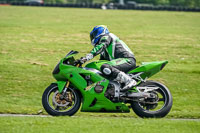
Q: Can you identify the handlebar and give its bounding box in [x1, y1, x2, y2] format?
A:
[74, 59, 84, 67]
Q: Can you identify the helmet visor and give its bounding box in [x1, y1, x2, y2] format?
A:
[90, 33, 94, 42]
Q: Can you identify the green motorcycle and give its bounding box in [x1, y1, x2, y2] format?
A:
[42, 50, 172, 118]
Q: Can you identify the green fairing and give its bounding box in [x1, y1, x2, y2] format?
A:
[85, 60, 107, 70]
[85, 58, 131, 70]
[52, 52, 130, 112]
[80, 79, 129, 112]
[128, 60, 168, 79]
[54, 81, 66, 93]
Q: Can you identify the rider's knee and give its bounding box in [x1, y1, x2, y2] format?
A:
[100, 64, 112, 75]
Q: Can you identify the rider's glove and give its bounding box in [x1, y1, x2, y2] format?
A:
[79, 57, 87, 64]
[76, 53, 93, 65]
[85, 53, 93, 61]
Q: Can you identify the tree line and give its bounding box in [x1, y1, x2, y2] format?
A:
[127, 0, 200, 8]
[1, 0, 200, 8]
[46, 0, 200, 8]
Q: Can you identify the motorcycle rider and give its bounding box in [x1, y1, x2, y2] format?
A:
[81, 25, 137, 91]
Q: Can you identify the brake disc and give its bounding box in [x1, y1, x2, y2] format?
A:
[52, 91, 71, 107]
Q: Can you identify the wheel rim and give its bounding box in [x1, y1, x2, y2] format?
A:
[47, 86, 77, 113]
[138, 85, 168, 113]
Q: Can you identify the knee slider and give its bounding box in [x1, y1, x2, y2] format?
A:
[101, 64, 112, 75]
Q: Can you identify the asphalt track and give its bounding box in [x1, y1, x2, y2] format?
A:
[0, 114, 200, 121]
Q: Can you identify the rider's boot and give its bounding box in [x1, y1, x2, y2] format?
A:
[115, 72, 137, 92]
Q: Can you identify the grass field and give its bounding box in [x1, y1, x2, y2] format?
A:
[0, 5, 200, 132]
[0, 116, 200, 133]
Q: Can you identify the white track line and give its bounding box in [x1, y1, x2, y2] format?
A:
[0, 114, 51, 117]
[0, 114, 199, 121]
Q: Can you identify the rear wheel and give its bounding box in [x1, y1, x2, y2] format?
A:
[42, 84, 81, 116]
[131, 80, 172, 118]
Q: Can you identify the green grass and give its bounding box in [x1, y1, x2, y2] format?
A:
[0, 116, 200, 133]
[0, 6, 200, 119]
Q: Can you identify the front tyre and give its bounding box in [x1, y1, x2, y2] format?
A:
[42, 84, 81, 116]
[131, 81, 173, 118]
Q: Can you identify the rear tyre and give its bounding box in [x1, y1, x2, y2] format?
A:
[131, 80, 172, 118]
[42, 84, 81, 116]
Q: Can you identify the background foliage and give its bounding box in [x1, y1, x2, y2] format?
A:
[1, 0, 200, 8]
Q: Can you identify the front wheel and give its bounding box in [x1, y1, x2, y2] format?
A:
[42, 84, 81, 116]
[131, 80, 173, 118]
